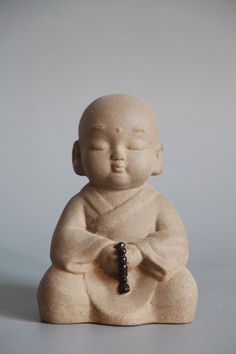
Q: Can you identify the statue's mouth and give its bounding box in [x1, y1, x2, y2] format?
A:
[111, 162, 126, 172]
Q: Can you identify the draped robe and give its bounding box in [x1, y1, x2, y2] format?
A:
[51, 183, 188, 320]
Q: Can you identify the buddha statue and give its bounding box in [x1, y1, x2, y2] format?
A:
[38, 94, 198, 325]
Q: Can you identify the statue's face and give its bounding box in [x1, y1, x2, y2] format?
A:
[79, 99, 159, 190]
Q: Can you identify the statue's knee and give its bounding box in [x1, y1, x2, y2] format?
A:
[151, 267, 198, 323]
[38, 266, 67, 301]
[37, 265, 90, 323]
[164, 267, 198, 318]
[39, 265, 87, 293]
[171, 267, 198, 301]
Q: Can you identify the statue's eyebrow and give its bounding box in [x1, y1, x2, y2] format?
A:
[132, 126, 146, 134]
[91, 122, 105, 132]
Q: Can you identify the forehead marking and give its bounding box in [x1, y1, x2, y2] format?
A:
[91, 122, 104, 132]
[115, 127, 122, 133]
[132, 126, 145, 134]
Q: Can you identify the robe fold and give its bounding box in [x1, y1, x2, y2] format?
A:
[51, 183, 188, 319]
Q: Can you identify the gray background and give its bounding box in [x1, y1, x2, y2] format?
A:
[0, 0, 235, 353]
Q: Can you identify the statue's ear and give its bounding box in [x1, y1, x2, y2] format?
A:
[152, 143, 164, 176]
[72, 140, 86, 176]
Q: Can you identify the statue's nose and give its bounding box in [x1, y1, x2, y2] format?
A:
[111, 146, 126, 161]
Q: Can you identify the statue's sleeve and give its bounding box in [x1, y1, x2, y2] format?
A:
[134, 195, 188, 280]
[50, 194, 113, 274]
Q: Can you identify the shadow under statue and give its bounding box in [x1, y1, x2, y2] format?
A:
[38, 94, 198, 325]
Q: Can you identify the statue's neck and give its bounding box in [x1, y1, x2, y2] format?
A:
[91, 184, 145, 207]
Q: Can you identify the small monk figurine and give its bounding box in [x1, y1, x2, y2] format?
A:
[38, 94, 198, 325]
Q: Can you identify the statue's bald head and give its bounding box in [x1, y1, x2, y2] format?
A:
[78, 94, 159, 144]
[73, 94, 163, 180]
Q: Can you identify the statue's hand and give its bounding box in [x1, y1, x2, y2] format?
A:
[126, 244, 143, 270]
[96, 243, 143, 277]
[96, 243, 118, 277]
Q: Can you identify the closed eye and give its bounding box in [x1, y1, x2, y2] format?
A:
[88, 143, 110, 150]
[127, 141, 149, 150]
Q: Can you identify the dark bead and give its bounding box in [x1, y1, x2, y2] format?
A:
[117, 248, 126, 256]
[118, 282, 130, 294]
[119, 263, 128, 271]
[119, 275, 127, 283]
[119, 267, 128, 276]
[116, 242, 126, 249]
[119, 256, 127, 264]
[119, 270, 128, 278]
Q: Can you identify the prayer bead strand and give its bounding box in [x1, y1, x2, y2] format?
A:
[115, 242, 130, 294]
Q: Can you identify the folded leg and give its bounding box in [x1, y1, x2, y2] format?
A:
[150, 267, 198, 323]
[37, 265, 92, 324]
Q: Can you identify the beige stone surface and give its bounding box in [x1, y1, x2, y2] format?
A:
[37, 94, 198, 325]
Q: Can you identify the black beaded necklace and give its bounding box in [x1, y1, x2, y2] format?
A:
[115, 242, 130, 294]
